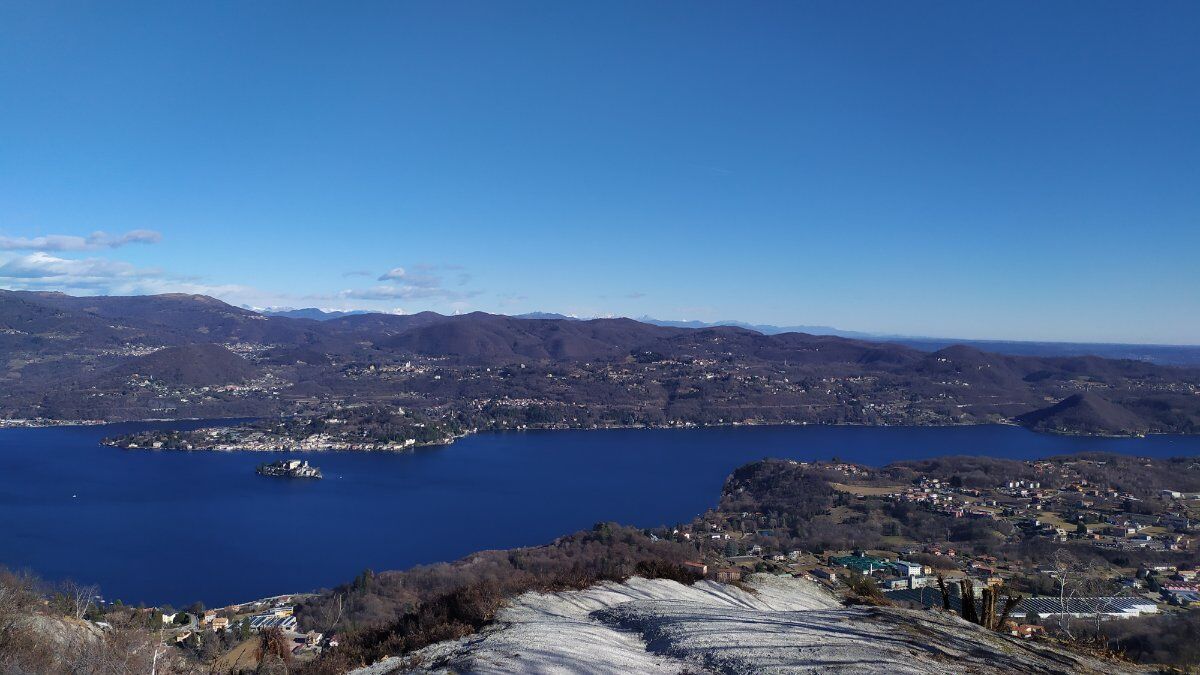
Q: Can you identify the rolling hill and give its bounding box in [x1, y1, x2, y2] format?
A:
[1017, 392, 1152, 436]
[103, 344, 261, 387]
[0, 291, 1196, 435]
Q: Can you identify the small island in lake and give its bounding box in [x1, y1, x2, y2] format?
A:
[256, 459, 322, 479]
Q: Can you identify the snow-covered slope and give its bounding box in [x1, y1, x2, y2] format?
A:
[354, 574, 1141, 675]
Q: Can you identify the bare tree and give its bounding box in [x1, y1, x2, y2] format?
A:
[944, 577, 1024, 633]
[1048, 548, 1093, 638]
[258, 625, 293, 670]
[61, 579, 100, 620]
[331, 592, 345, 630]
[150, 624, 166, 675]
[0, 568, 55, 673]
[996, 589, 1023, 631]
[1078, 573, 1128, 634]
[0, 569, 35, 638]
[68, 611, 192, 675]
[959, 578, 979, 624]
[936, 574, 952, 611]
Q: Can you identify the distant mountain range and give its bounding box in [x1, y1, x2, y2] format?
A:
[259, 307, 371, 321]
[514, 313, 864, 338]
[269, 309, 1199, 366]
[519, 313, 1200, 367]
[636, 316, 876, 339]
[884, 337, 1200, 368]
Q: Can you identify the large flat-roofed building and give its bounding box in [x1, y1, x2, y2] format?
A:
[830, 553, 889, 574]
[885, 588, 1159, 619]
[248, 613, 298, 632]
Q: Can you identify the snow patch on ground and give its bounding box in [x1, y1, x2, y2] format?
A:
[354, 574, 1140, 675]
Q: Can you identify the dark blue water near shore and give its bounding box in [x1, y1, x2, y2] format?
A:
[2, 421, 1200, 607]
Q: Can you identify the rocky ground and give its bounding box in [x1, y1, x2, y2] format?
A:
[353, 574, 1142, 675]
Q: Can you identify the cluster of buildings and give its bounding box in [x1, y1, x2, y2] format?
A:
[681, 561, 744, 583]
[1148, 564, 1200, 605]
[0, 417, 105, 428]
[186, 603, 328, 656]
[668, 456, 1200, 633]
[894, 478, 1003, 520]
[768, 549, 1163, 624]
[827, 552, 934, 590]
[879, 462, 1196, 557]
[342, 359, 436, 380]
[683, 543, 1165, 625]
[123, 371, 284, 403]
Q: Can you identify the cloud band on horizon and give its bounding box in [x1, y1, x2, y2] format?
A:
[0, 229, 162, 251]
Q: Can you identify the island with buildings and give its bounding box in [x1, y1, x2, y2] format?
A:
[256, 459, 322, 479]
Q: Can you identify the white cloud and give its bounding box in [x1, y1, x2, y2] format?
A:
[0, 252, 159, 282]
[105, 230, 162, 246]
[0, 248, 480, 316]
[379, 263, 453, 289]
[339, 284, 473, 301]
[377, 266, 442, 288]
[0, 252, 259, 302]
[0, 229, 162, 251]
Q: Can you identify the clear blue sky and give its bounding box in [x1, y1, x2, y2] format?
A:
[1, 2, 1197, 343]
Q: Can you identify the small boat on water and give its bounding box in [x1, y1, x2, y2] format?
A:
[256, 459, 322, 479]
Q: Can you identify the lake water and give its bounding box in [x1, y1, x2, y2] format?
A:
[2, 421, 1200, 607]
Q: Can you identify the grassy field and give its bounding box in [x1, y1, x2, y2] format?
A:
[213, 637, 262, 672]
[829, 482, 905, 496]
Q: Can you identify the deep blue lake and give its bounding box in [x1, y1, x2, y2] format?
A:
[3, 421, 1200, 607]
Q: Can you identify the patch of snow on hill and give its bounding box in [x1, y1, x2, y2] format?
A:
[355, 574, 1138, 675]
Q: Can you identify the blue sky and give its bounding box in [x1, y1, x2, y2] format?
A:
[1, 2, 1197, 344]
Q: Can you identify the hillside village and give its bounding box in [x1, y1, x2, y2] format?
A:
[657, 454, 1200, 636]
[122, 595, 343, 670]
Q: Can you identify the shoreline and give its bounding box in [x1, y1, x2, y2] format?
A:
[95, 416, 1175, 453]
[0, 418, 108, 429]
[0, 415, 254, 430]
